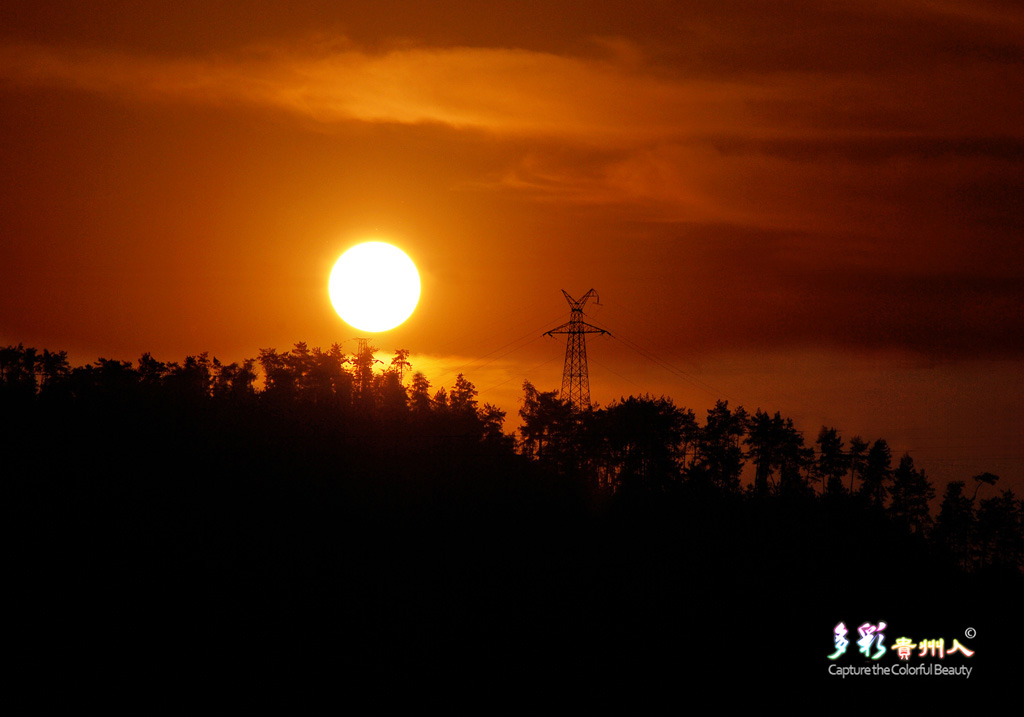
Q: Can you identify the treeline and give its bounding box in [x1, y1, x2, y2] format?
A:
[522, 384, 1022, 574]
[2, 341, 1021, 574]
[5, 340, 1023, 695]
[0, 341, 508, 445]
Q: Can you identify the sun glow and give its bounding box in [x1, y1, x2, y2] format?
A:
[328, 242, 421, 332]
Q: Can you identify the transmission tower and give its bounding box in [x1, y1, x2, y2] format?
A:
[544, 289, 609, 411]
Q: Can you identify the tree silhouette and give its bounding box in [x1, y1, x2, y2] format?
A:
[971, 471, 1000, 500]
[37, 349, 70, 396]
[137, 352, 167, 388]
[860, 439, 892, 507]
[352, 341, 380, 404]
[975, 489, 1023, 571]
[815, 426, 848, 495]
[388, 349, 412, 383]
[211, 358, 258, 401]
[449, 373, 479, 415]
[258, 347, 293, 399]
[847, 436, 868, 493]
[166, 353, 213, 402]
[692, 400, 748, 493]
[306, 345, 348, 405]
[445, 373, 484, 437]
[743, 409, 809, 496]
[0, 344, 38, 400]
[746, 409, 785, 494]
[777, 419, 813, 497]
[479, 403, 512, 450]
[374, 369, 409, 418]
[601, 395, 692, 492]
[934, 480, 974, 570]
[518, 380, 574, 468]
[409, 372, 432, 415]
[889, 453, 935, 534]
[432, 386, 449, 414]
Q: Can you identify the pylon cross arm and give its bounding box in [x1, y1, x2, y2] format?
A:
[545, 322, 609, 337]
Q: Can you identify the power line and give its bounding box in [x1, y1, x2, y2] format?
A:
[431, 311, 565, 384]
[585, 317, 727, 401]
[587, 355, 646, 396]
[479, 353, 562, 395]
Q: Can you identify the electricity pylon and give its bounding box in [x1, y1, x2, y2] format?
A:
[544, 289, 609, 411]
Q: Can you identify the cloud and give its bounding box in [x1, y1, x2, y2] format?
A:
[0, 40, 764, 141]
[7, 31, 1019, 144]
[4, 32, 1021, 256]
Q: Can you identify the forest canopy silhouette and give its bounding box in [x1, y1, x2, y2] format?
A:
[4, 340, 1021, 692]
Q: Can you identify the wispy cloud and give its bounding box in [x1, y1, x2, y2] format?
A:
[8, 35, 1019, 142]
[2, 26, 1021, 281]
[0, 41, 766, 141]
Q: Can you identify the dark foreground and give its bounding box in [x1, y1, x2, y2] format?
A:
[6, 399, 1020, 707]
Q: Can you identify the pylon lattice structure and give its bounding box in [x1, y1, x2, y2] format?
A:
[544, 289, 609, 412]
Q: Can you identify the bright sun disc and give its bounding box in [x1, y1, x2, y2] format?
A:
[329, 242, 421, 332]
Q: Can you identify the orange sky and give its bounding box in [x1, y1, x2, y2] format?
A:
[2, 1, 1021, 493]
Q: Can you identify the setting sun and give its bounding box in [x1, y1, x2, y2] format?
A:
[328, 242, 421, 332]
